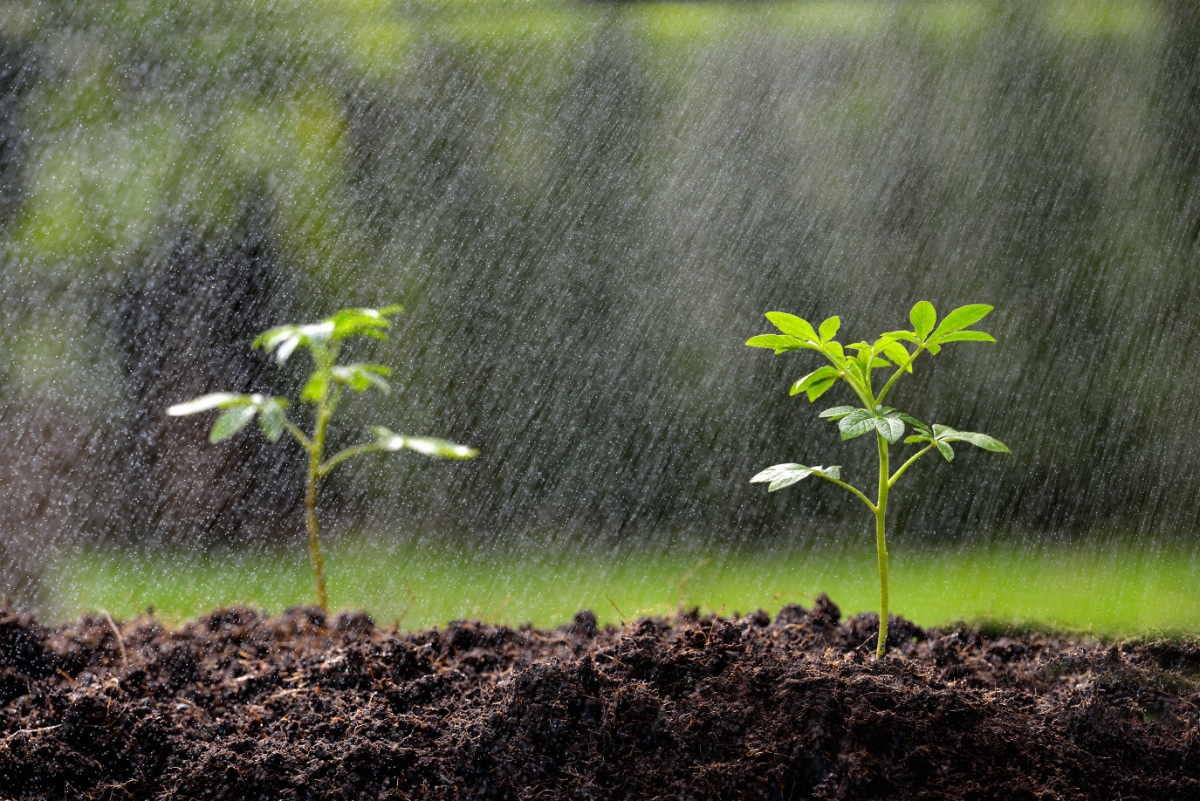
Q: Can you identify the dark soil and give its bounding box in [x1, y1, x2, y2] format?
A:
[2, 597, 1199, 800]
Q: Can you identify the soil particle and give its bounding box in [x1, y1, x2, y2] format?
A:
[2, 595, 1199, 799]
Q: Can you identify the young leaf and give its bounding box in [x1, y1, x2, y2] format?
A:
[370, 427, 478, 458]
[328, 306, 401, 342]
[818, 316, 840, 343]
[789, 366, 839, 396]
[750, 463, 840, 492]
[819, 405, 858, 420]
[765, 312, 818, 343]
[823, 340, 845, 363]
[910, 301, 937, 340]
[873, 415, 905, 443]
[934, 331, 996, 344]
[880, 330, 920, 344]
[167, 392, 244, 416]
[746, 334, 812, 353]
[257, 398, 287, 442]
[806, 378, 838, 402]
[301, 372, 329, 403]
[332, 363, 393, 394]
[939, 428, 1011, 453]
[879, 341, 913, 372]
[928, 303, 992, 342]
[210, 405, 257, 443]
[936, 441, 955, 462]
[837, 409, 876, 441]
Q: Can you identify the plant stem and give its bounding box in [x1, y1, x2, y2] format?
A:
[305, 449, 327, 612]
[874, 432, 890, 658]
[305, 357, 335, 614]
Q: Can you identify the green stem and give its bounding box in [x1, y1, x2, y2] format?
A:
[305, 448, 327, 613]
[876, 344, 925, 405]
[320, 443, 385, 477]
[889, 443, 935, 488]
[306, 361, 335, 614]
[875, 432, 890, 658]
[816, 473, 877, 513]
[284, 420, 314, 451]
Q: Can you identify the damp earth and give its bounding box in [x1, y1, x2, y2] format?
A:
[3, 597, 1198, 800]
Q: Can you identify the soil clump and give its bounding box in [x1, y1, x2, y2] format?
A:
[2, 597, 1198, 799]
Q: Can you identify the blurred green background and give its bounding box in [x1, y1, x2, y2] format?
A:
[2, 0, 1200, 624]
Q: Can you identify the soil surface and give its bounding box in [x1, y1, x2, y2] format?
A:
[2, 597, 1198, 800]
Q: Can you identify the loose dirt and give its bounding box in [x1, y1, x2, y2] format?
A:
[2, 597, 1198, 799]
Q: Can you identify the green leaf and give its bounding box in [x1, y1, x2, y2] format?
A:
[873, 414, 905, 443]
[327, 306, 402, 343]
[370, 427, 478, 459]
[818, 316, 840, 343]
[940, 429, 1011, 453]
[167, 392, 245, 416]
[823, 340, 845, 363]
[880, 330, 920, 344]
[869, 357, 891, 369]
[928, 303, 993, 342]
[789, 366, 839, 396]
[895, 413, 930, 436]
[806, 378, 837, 402]
[910, 301, 937, 340]
[750, 463, 841, 492]
[843, 359, 866, 387]
[257, 399, 287, 442]
[903, 434, 929, 445]
[210, 405, 257, 443]
[934, 331, 996, 344]
[819, 405, 858, 420]
[301, 373, 329, 403]
[746, 334, 811, 353]
[332, 363, 393, 394]
[838, 409, 875, 441]
[879, 341, 913, 372]
[936, 441, 955, 462]
[765, 312, 818, 343]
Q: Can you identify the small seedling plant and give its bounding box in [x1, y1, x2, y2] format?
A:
[747, 301, 1009, 657]
[168, 306, 477, 612]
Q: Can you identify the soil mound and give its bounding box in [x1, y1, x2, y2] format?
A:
[2, 598, 1198, 799]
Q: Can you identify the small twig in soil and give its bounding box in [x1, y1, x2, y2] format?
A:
[102, 609, 128, 667]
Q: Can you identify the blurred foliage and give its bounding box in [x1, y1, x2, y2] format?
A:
[1, 0, 1199, 568]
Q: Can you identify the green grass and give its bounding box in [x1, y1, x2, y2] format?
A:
[47, 534, 1200, 637]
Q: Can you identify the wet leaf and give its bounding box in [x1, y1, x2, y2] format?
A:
[818, 406, 858, 420]
[790, 366, 838, 396]
[818, 316, 840, 343]
[750, 463, 840, 492]
[167, 392, 245, 416]
[746, 334, 811, 353]
[929, 303, 992, 342]
[371, 427, 478, 459]
[257, 399, 287, 442]
[210, 405, 257, 443]
[935, 331, 996, 344]
[910, 301, 937, 340]
[765, 312, 818, 342]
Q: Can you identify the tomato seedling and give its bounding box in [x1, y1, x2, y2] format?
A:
[169, 305, 477, 611]
[747, 301, 1009, 657]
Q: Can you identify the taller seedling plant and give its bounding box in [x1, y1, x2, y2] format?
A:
[747, 302, 1009, 657]
[169, 306, 477, 612]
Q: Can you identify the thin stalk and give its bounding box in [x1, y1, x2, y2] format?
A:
[874, 432, 890, 658]
[876, 344, 925, 405]
[816, 473, 877, 513]
[305, 448, 327, 612]
[889, 443, 935, 488]
[320, 443, 384, 477]
[305, 361, 335, 613]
